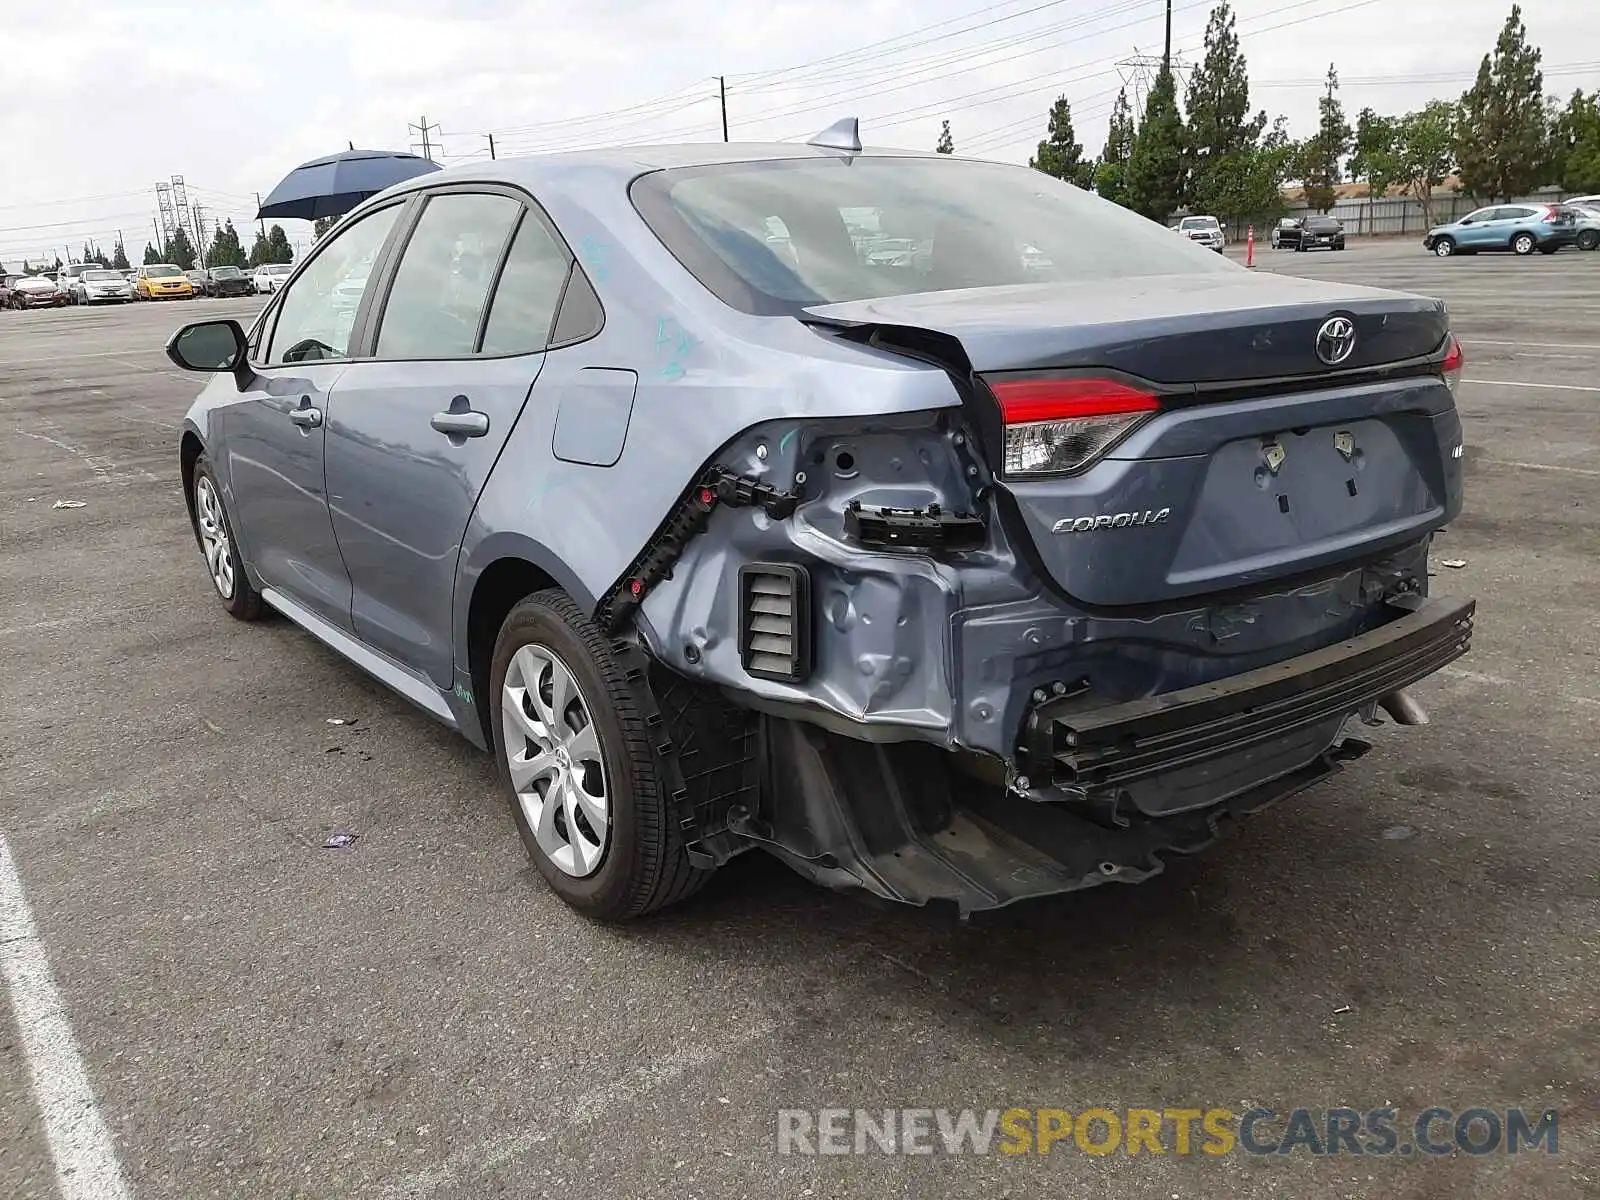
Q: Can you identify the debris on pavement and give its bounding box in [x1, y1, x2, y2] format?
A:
[51, 499, 87, 509]
[1441, 558, 1467, 569]
[1333, 1005, 1353, 1015]
[1383, 825, 1416, 841]
[322, 833, 358, 849]
[326, 717, 357, 725]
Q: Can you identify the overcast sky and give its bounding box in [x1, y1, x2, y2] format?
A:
[3, 0, 1596, 266]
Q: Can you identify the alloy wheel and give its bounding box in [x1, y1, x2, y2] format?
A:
[501, 644, 610, 878]
[193, 476, 236, 599]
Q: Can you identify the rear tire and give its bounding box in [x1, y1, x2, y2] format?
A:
[490, 591, 714, 920]
[1512, 232, 1536, 256]
[1578, 230, 1599, 251]
[1433, 237, 1456, 257]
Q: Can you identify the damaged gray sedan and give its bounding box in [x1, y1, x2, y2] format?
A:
[168, 122, 1475, 919]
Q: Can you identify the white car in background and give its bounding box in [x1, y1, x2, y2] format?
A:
[251, 263, 293, 294]
[74, 268, 133, 304]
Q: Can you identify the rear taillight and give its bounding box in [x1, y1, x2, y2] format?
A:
[1441, 334, 1463, 395]
[990, 378, 1159, 476]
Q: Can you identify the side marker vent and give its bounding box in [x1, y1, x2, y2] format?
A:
[738, 564, 812, 683]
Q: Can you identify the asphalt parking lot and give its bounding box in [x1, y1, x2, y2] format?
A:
[1, 243, 1596, 1199]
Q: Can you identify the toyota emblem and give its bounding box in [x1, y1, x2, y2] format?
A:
[1315, 316, 1357, 366]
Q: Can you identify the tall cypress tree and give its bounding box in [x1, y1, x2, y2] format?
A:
[1030, 96, 1093, 188]
[1094, 88, 1137, 207]
[1184, 2, 1265, 215]
[1456, 5, 1549, 200]
[1125, 67, 1184, 222]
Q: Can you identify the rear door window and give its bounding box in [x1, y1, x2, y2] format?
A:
[478, 211, 572, 356]
[375, 192, 522, 360]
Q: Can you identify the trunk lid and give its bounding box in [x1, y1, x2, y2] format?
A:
[807, 274, 1462, 608]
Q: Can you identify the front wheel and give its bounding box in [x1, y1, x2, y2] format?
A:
[190, 458, 264, 620]
[490, 591, 715, 920]
[1512, 232, 1536, 256]
[1577, 230, 1599, 251]
[1433, 237, 1456, 257]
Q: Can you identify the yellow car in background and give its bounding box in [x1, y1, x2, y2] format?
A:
[135, 264, 194, 300]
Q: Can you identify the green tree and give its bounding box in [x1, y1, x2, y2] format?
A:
[142, 243, 162, 265]
[1183, 2, 1267, 217]
[935, 120, 954, 154]
[265, 224, 294, 263]
[111, 241, 131, 271]
[313, 215, 337, 239]
[247, 230, 270, 267]
[207, 219, 247, 268]
[1551, 89, 1600, 193]
[1204, 116, 1297, 229]
[1350, 107, 1400, 232]
[162, 226, 197, 270]
[1395, 100, 1458, 225]
[1456, 5, 1548, 200]
[1126, 67, 1184, 221]
[1029, 95, 1093, 188]
[1093, 87, 1137, 206]
[1298, 64, 1351, 213]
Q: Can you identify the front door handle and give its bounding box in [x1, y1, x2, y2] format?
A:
[430, 397, 490, 439]
[287, 401, 322, 428]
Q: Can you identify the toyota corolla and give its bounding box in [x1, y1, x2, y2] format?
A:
[167, 124, 1475, 920]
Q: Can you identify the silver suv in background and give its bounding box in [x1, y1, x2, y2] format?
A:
[1176, 215, 1226, 252]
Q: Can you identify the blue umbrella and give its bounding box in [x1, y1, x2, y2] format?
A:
[255, 149, 441, 221]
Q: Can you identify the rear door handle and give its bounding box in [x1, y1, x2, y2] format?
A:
[430, 397, 490, 439]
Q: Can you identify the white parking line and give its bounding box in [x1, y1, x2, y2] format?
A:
[1462, 378, 1600, 392]
[0, 833, 133, 1200]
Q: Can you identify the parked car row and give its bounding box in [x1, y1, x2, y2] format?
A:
[2, 262, 296, 310]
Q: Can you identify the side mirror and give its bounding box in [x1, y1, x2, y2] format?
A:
[166, 319, 254, 389]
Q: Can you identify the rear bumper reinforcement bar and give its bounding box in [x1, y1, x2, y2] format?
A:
[1022, 595, 1476, 802]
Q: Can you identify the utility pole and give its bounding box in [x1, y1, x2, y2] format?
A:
[719, 76, 729, 142]
[487, 133, 496, 160]
[409, 115, 442, 163]
[152, 216, 162, 259]
[254, 193, 266, 241]
[1162, 0, 1172, 69]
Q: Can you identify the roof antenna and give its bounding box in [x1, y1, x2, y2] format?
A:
[807, 117, 861, 153]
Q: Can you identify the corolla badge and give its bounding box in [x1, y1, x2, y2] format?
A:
[1052, 508, 1171, 534]
[1315, 316, 1357, 365]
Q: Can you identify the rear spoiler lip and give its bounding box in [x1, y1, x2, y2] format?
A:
[802, 314, 1456, 407]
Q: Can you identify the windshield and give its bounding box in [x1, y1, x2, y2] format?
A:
[1305, 217, 1341, 231]
[84, 270, 120, 281]
[211, 267, 241, 277]
[265, 264, 292, 275]
[146, 265, 182, 278]
[1180, 217, 1219, 229]
[632, 155, 1232, 314]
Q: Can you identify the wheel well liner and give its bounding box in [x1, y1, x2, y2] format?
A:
[467, 557, 559, 741]
[180, 431, 204, 526]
